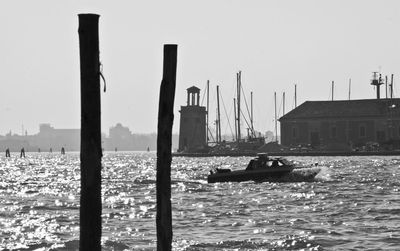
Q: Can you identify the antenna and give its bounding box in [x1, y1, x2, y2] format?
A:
[348, 78, 351, 100]
[294, 84, 297, 108]
[371, 72, 383, 99]
[385, 75, 388, 99]
[331, 81, 334, 101]
[391, 74, 394, 98]
[283, 91, 285, 115]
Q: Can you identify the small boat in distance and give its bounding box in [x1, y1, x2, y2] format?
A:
[207, 153, 296, 183]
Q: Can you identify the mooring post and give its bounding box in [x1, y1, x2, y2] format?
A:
[20, 147, 25, 158]
[156, 44, 177, 251]
[78, 13, 102, 251]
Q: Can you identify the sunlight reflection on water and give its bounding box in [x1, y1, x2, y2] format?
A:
[0, 153, 399, 250]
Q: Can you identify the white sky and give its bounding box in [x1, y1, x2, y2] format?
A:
[0, 0, 400, 136]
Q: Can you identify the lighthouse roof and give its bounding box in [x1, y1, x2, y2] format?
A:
[187, 86, 200, 93]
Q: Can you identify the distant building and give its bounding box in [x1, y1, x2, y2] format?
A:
[103, 123, 180, 151]
[106, 123, 134, 151]
[33, 123, 80, 151]
[279, 99, 400, 150]
[109, 123, 132, 140]
[0, 123, 179, 152]
[178, 86, 207, 152]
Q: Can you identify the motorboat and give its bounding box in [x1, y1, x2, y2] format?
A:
[207, 154, 295, 183]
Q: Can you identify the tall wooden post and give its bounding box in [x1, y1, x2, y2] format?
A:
[156, 44, 177, 251]
[78, 14, 102, 251]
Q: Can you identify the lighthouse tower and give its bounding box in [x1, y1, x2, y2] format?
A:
[178, 86, 207, 152]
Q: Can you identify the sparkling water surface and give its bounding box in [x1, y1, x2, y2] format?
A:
[0, 152, 399, 250]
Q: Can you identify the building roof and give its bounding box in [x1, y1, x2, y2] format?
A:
[280, 98, 400, 120]
[187, 86, 200, 93]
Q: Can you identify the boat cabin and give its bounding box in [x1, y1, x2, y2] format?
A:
[246, 155, 290, 170]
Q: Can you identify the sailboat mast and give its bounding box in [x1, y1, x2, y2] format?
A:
[216, 85, 222, 143]
[215, 108, 219, 144]
[233, 98, 237, 141]
[274, 91, 278, 142]
[250, 91, 254, 137]
[206, 80, 209, 145]
[237, 71, 241, 143]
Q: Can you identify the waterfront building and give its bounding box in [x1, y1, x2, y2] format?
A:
[33, 123, 80, 150]
[279, 98, 400, 150]
[178, 86, 207, 152]
[106, 123, 134, 151]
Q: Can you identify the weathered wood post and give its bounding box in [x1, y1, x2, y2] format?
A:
[78, 13, 102, 251]
[20, 147, 25, 158]
[156, 44, 177, 250]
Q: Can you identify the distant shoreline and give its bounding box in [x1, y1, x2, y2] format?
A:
[172, 151, 400, 157]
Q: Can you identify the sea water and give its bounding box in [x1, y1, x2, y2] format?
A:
[0, 153, 399, 250]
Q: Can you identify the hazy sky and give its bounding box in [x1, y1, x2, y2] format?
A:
[1, 0, 400, 136]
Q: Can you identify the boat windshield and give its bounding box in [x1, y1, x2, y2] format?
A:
[279, 158, 293, 166]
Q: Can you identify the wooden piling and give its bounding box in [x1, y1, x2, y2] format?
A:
[156, 44, 177, 251]
[20, 148, 25, 158]
[78, 13, 102, 251]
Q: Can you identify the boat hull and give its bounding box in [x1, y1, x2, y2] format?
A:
[207, 166, 294, 183]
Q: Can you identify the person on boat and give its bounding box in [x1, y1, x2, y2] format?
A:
[271, 159, 279, 168]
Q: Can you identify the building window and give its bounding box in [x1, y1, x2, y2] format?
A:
[331, 126, 337, 138]
[359, 125, 366, 137]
